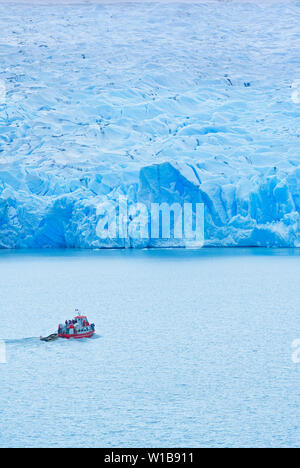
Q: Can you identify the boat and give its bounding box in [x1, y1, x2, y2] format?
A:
[40, 310, 95, 341]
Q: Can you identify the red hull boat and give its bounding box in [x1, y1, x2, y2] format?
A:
[58, 329, 95, 339]
[41, 310, 95, 341]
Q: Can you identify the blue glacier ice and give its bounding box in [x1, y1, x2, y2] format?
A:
[0, 1, 299, 248]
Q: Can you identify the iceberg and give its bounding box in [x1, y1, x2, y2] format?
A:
[0, 1, 299, 248]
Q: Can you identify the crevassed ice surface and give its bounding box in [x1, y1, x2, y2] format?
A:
[0, 1, 299, 248]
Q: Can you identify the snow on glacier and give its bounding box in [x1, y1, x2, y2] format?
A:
[0, 1, 299, 248]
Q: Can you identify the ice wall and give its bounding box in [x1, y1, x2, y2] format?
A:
[0, 1, 299, 248]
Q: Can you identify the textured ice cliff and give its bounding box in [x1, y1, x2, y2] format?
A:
[0, 1, 299, 248]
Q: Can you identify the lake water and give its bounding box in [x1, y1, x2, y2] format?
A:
[0, 248, 300, 448]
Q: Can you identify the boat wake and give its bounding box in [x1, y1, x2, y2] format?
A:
[4, 337, 41, 346]
[3, 333, 101, 346]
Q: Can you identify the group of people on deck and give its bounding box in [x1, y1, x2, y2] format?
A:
[58, 318, 95, 335]
[65, 319, 78, 326]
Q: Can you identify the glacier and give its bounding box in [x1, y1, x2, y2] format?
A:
[0, 0, 299, 248]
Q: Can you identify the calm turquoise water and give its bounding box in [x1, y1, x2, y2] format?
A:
[0, 249, 300, 448]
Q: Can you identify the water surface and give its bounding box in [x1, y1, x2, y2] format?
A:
[0, 248, 300, 447]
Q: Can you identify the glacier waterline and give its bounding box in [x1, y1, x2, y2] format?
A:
[0, 1, 299, 248]
[1, 248, 300, 448]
